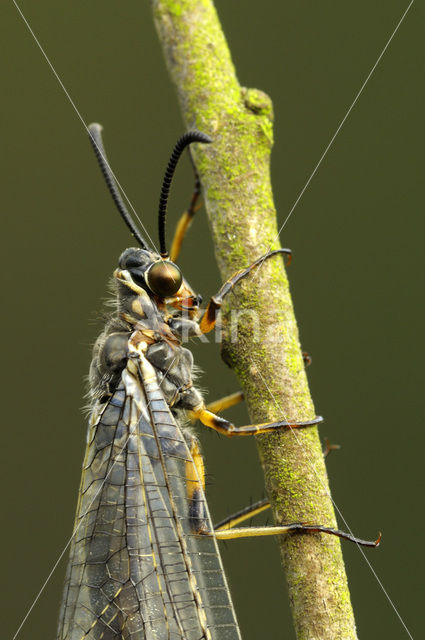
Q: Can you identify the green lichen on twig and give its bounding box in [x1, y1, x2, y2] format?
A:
[152, 1, 359, 638]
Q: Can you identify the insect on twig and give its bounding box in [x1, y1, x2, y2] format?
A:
[56, 125, 380, 640]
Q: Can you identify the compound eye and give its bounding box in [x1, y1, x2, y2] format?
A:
[145, 261, 183, 297]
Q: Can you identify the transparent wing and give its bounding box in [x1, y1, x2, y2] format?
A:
[57, 358, 241, 640]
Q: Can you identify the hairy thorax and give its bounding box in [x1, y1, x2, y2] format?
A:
[88, 273, 203, 417]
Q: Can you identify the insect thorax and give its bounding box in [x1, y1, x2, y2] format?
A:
[88, 249, 204, 417]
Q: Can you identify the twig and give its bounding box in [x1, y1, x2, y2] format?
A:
[152, 1, 359, 637]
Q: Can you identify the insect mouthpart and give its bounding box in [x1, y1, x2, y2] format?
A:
[178, 293, 202, 309]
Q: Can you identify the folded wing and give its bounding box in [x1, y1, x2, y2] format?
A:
[57, 358, 241, 640]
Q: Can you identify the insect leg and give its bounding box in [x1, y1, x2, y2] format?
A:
[169, 165, 203, 262]
[204, 391, 244, 415]
[214, 524, 381, 548]
[188, 392, 244, 424]
[209, 476, 380, 548]
[195, 430, 379, 548]
[212, 440, 338, 531]
[214, 498, 270, 531]
[198, 248, 292, 333]
[188, 404, 323, 437]
[185, 434, 209, 534]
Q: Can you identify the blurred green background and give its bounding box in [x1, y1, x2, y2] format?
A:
[2, 1, 423, 638]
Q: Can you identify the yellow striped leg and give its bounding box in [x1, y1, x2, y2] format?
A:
[211, 498, 380, 547]
[199, 249, 292, 334]
[213, 525, 381, 548]
[188, 392, 244, 424]
[213, 440, 339, 531]
[189, 405, 323, 437]
[208, 443, 380, 548]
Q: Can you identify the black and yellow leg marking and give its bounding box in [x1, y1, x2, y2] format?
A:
[213, 441, 338, 531]
[207, 442, 380, 548]
[170, 174, 202, 262]
[185, 438, 208, 533]
[214, 438, 340, 531]
[211, 498, 380, 547]
[199, 248, 292, 334]
[213, 524, 381, 547]
[188, 405, 323, 437]
[189, 392, 244, 424]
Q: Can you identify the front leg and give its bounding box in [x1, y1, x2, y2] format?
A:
[199, 248, 292, 333]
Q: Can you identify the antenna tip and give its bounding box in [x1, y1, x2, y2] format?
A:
[186, 130, 213, 145]
[88, 122, 103, 135]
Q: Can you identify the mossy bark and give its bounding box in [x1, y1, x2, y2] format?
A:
[151, 1, 358, 638]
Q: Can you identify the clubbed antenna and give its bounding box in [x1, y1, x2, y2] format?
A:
[158, 130, 212, 258]
[88, 123, 150, 250]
